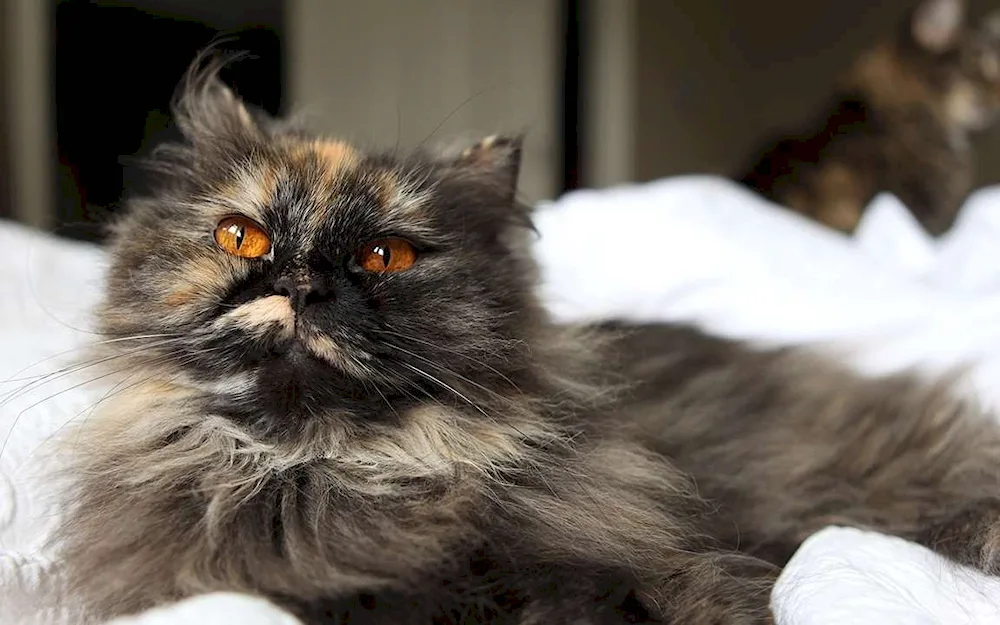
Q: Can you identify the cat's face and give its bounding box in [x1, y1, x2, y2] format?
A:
[100, 70, 537, 432]
[909, 0, 1000, 129]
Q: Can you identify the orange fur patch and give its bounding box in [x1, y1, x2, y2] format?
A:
[164, 288, 198, 307]
[163, 256, 242, 316]
[212, 165, 279, 219]
[312, 140, 359, 180]
[376, 171, 400, 209]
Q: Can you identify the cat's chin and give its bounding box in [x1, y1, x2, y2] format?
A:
[235, 337, 373, 422]
[271, 339, 315, 364]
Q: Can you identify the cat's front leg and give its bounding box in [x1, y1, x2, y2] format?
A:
[915, 497, 1000, 574]
[520, 556, 776, 625]
[509, 442, 778, 624]
[643, 552, 777, 625]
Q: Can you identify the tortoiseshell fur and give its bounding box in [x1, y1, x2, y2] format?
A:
[49, 57, 1000, 625]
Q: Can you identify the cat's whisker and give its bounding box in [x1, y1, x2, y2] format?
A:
[389, 347, 547, 449]
[36, 360, 182, 456]
[373, 328, 522, 392]
[415, 85, 505, 151]
[4, 343, 227, 461]
[1, 354, 177, 459]
[77, 370, 156, 423]
[362, 378, 398, 420]
[417, 351, 572, 468]
[0, 333, 184, 385]
[380, 375, 423, 406]
[0, 337, 230, 418]
[398, 362, 477, 410]
[394, 361, 534, 444]
[382, 342, 512, 406]
[389, 364, 516, 481]
[0, 338, 190, 408]
[22, 244, 101, 337]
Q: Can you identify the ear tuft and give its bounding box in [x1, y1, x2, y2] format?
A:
[454, 134, 524, 198]
[171, 51, 261, 144]
[912, 0, 966, 52]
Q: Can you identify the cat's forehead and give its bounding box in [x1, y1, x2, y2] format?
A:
[203, 136, 432, 233]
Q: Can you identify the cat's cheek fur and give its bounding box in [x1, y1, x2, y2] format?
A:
[107, 248, 254, 332]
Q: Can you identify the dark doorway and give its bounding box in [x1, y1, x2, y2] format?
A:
[559, 0, 582, 194]
[53, 0, 285, 242]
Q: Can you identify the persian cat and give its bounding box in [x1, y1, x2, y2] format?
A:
[50, 60, 1000, 624]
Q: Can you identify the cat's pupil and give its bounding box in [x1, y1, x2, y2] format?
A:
[375, 245, 389, 267]
[233, 225, 245, 249]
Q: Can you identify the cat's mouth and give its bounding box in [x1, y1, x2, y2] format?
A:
[213, 295, 371, 377]
[290, 322, 372, 378]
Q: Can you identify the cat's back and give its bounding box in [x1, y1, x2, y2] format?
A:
[601, 320, 982, 456]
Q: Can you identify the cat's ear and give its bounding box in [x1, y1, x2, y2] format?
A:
[452, 135, 524, 200]
[171, 60, 264, 145]
[912, 0, 966, 52]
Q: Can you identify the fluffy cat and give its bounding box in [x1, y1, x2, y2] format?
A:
[738, 0, 1000, 235]
[50, 60, 1000, 625]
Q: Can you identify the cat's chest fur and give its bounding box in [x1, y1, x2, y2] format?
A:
[50, 372, 662, 625]
[51, 382, 531, 614]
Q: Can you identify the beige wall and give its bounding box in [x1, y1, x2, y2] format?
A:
[288, 0, 561, 203]
[583, 0, 637, 189]
[627, 0, 1000, 186]
[4, 0, 53, 228]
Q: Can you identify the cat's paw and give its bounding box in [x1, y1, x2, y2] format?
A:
[918, 498, 1000, 574]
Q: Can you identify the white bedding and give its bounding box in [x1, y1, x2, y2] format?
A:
[4, 176, 1000, 623]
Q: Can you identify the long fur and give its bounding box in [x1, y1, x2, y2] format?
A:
[47, 57, 1000, 625]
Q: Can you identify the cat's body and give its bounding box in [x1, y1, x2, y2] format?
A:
[611, 323, 1000, 569]
[50, 59, 1000, 624]
[738, 0, 1000, 235]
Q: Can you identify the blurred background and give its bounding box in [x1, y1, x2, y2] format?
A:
[2, 0, 1000, 243]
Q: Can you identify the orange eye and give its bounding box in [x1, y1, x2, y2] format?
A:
[214, 216, 271, 259]
[357, 238, 418, 273]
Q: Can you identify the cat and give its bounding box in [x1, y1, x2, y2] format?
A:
[738, 0, 1000, 235]
[48, 58, 1000, 625]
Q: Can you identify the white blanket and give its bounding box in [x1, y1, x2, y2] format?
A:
[4, 176, 1000, 623]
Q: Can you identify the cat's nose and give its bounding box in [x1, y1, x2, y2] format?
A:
[273, 275, 332, 312]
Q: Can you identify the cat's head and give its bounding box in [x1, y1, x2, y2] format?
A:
[901, 0, 1000, 129]
[99, 61, 545, 434]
